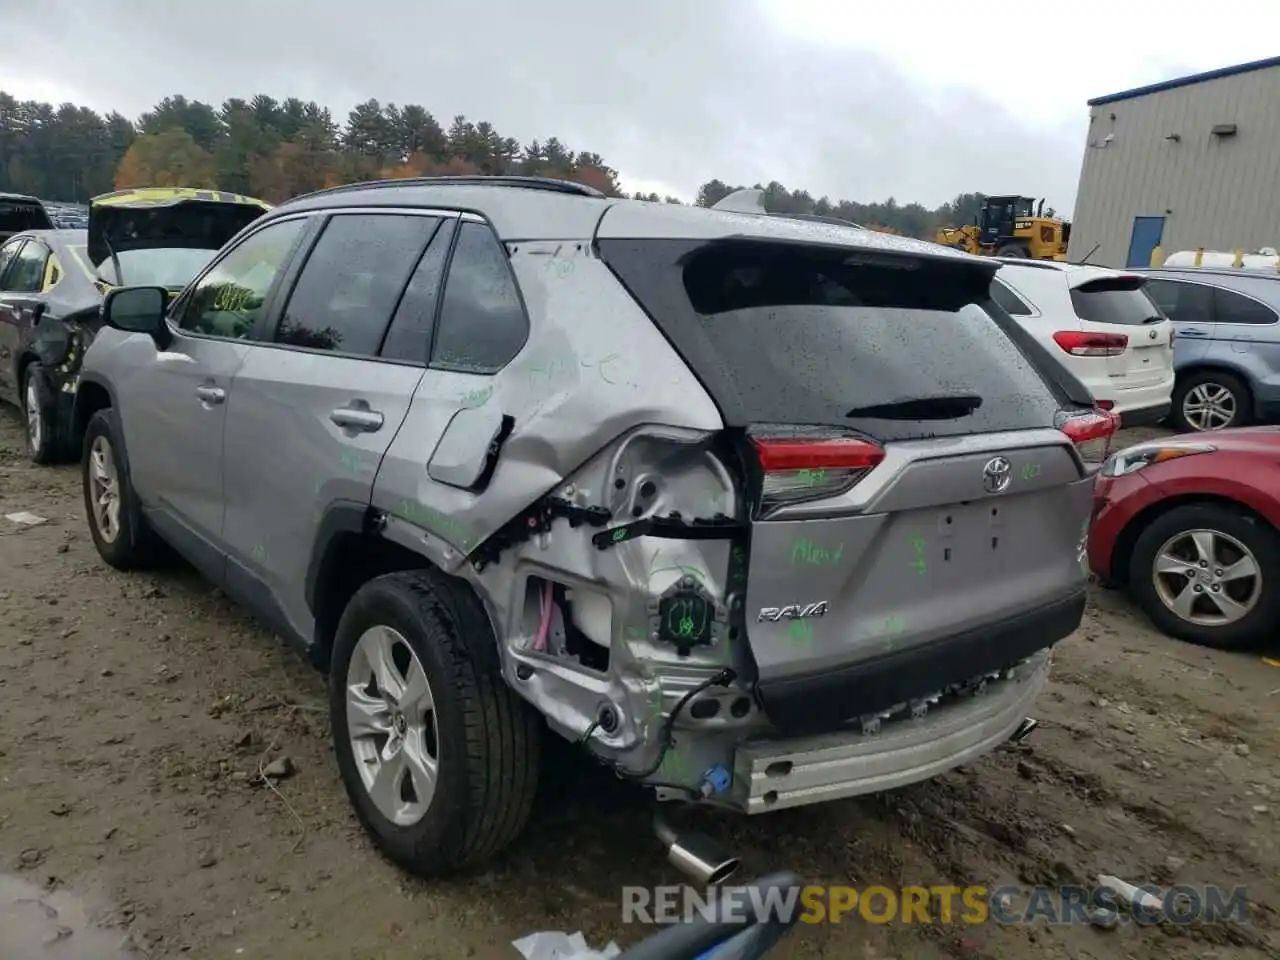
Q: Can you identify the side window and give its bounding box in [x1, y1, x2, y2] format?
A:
[274, 213, 439, 356]
[5, 241, 50, 293]
[1144, 279, 1213, 324]
[178, 218, 306, 339]
[989, 278, 1032, 316]
[381, 219, 455, 364]
[0, 238, 23, 286]
[1214, 287, 1277, 325]
[432, 220, 528, 373]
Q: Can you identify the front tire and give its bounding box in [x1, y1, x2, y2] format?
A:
[995, 243, 1028, 258]
[81, 408, 163, 569]
[1128, 503, 1280, 649]
[1171, 370, 1250, 432]
[330, 569, 542, 877]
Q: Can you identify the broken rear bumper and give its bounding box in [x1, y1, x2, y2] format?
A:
[730, 649, 1049, 814]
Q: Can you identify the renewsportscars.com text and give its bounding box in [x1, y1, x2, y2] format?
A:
[621, 883, 1249, 926]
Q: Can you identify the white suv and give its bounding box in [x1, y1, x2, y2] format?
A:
[990, 259, 1175, 426]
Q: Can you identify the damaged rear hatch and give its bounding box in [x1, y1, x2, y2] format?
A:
[597, 212, 1098, 731]
[1, 193, 54, 241]
[86, 188, 271, 291]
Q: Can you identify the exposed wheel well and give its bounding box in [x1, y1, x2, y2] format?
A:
[1108, 493, 1266, 586]
[73, 382, 113, 453]
[309, 532, 462, 672]
[16, 352, 38, 397]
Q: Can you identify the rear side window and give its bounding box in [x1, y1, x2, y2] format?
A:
[276, 213, 438, 356]
[4, 240, 49, 293]
[1144, 278, 1212, 324]
[1069, 277, 1161, 325]
[0, 238, 23, 284]
[1214, 287, 1277, 325]
[599, 238, 1072, 441]
[990, 278, 1032, 316]
[431, 220, 528, 373]
[381, 219, 455, 364]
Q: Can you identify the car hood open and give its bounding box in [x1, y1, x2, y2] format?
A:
[87, 188, 271, 268]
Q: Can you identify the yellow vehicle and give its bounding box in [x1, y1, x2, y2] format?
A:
[934, 196, 1070, 261]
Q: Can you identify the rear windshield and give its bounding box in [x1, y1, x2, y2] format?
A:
[1070, 278, 1162, 325]
[0, 199, 53, 235]
[599, 238, 1078, 441]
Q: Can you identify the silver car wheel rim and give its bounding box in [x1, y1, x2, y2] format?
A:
[1152, 527, 1261, 626]
[1182, 383, 1236, 431]
[88, 436, 122, 545]
[25, 378, 41, 453]
[346, 625, 438, 826]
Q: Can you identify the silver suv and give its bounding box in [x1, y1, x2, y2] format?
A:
[74, 176, 1111, 879]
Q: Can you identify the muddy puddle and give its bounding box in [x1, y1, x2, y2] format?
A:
[0, 874, 134, 958]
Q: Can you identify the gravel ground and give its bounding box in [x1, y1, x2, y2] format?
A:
[1, 410, 1277, 960]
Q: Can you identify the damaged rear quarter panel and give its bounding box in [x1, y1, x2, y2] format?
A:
[371, 240, 750, 775]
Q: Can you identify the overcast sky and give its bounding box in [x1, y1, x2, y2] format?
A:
[1, 0, 1274, 214]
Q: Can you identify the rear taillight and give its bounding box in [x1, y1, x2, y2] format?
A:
[751, 436, 884, 515]
[1058, 408, 1121, 465]
[1052, 331, 1128, 357]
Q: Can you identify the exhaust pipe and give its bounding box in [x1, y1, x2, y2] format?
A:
[1009, 717, 1038, 743]
[654, 812, 741, 886]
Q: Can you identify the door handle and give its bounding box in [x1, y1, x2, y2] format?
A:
[1177, 327, 1208, 337]
[330, 407, 384, 432]
[196, 385, 225, 405]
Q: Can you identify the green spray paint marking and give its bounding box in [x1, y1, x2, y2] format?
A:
[458, 385, 493, 409]
[909, 534, 927, 576]
[611, 526, 631, 542]
[795, 468, 828, 487]
[1020, 462, 1042, 481]
[397, 500, 474, 549]
[250, 543, 268, 563]
[791, 539, 844, 565]
[339, 448, 364, 473]
[786, 620, 814, 648]
[882, 615, 906, 634]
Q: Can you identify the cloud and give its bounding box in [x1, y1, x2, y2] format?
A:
[3, 0, 1088, 210]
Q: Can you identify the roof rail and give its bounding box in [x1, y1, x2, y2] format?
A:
[993, 258, 1063, 270]
[299, 175, 606, 201]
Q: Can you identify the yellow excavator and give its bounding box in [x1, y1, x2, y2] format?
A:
[934, 195, 1070, 261]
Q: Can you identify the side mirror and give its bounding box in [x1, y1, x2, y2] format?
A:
[101, 286, 169, 340]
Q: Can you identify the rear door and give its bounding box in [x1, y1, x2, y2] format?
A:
[1143, 277, 1215, 363]
[1068, 274, 1172, 386]
[0, 237, 29, 398]
[220, 210, 440, 641]
[600, 236, 1096, 699]
[0, 238, 50, 401]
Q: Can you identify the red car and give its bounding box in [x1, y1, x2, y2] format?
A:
[1089, 427, 1280, 650]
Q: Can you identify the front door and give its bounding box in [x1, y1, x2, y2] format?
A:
[220, 211, 443, 641]
[1126, 216, 1165, 268]
[119, 217, 309, 571]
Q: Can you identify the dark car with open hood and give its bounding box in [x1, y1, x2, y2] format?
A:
[0, 187, 269, 463]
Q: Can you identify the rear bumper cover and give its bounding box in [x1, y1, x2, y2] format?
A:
[1116, 401, 1171, 428]
[732, 649, 1050, 813]
[756, 588, 1085, 735]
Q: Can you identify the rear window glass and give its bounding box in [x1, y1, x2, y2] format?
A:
[0, 199, 53, 235]
[1070, 279, 1161, 325]
[600, 239, 1070, 441]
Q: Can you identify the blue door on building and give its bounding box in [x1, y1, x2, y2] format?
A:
[1126, 216, 1166, 267]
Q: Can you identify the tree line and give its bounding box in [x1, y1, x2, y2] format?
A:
[0, 90, 990, 237]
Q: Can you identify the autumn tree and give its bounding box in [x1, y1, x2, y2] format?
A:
[114, 129, 217, 189]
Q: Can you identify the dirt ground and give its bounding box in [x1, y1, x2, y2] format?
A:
[1, 408, 1277, 960]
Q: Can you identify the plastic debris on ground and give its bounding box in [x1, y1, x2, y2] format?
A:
[5, 511, 47, 526]
[511, 930, 621, 959]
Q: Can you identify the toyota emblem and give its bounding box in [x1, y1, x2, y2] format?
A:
[982, 456, 1012, 494]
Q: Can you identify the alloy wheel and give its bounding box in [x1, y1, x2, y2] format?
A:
[345, 625, 439, 826]
[1152, 527, 1261, 626]
[1181, 382, 1237, 431]
[25, 378, 42, 454]
[88, 436, 122, 544]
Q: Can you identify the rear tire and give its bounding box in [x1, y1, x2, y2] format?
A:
[23, 363, 65, 465]
[1171, 370, 1250, 432]
[1128, 503, 1280, 650]
[330, 569, 542, 877]
[81, 408, 164, 570]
